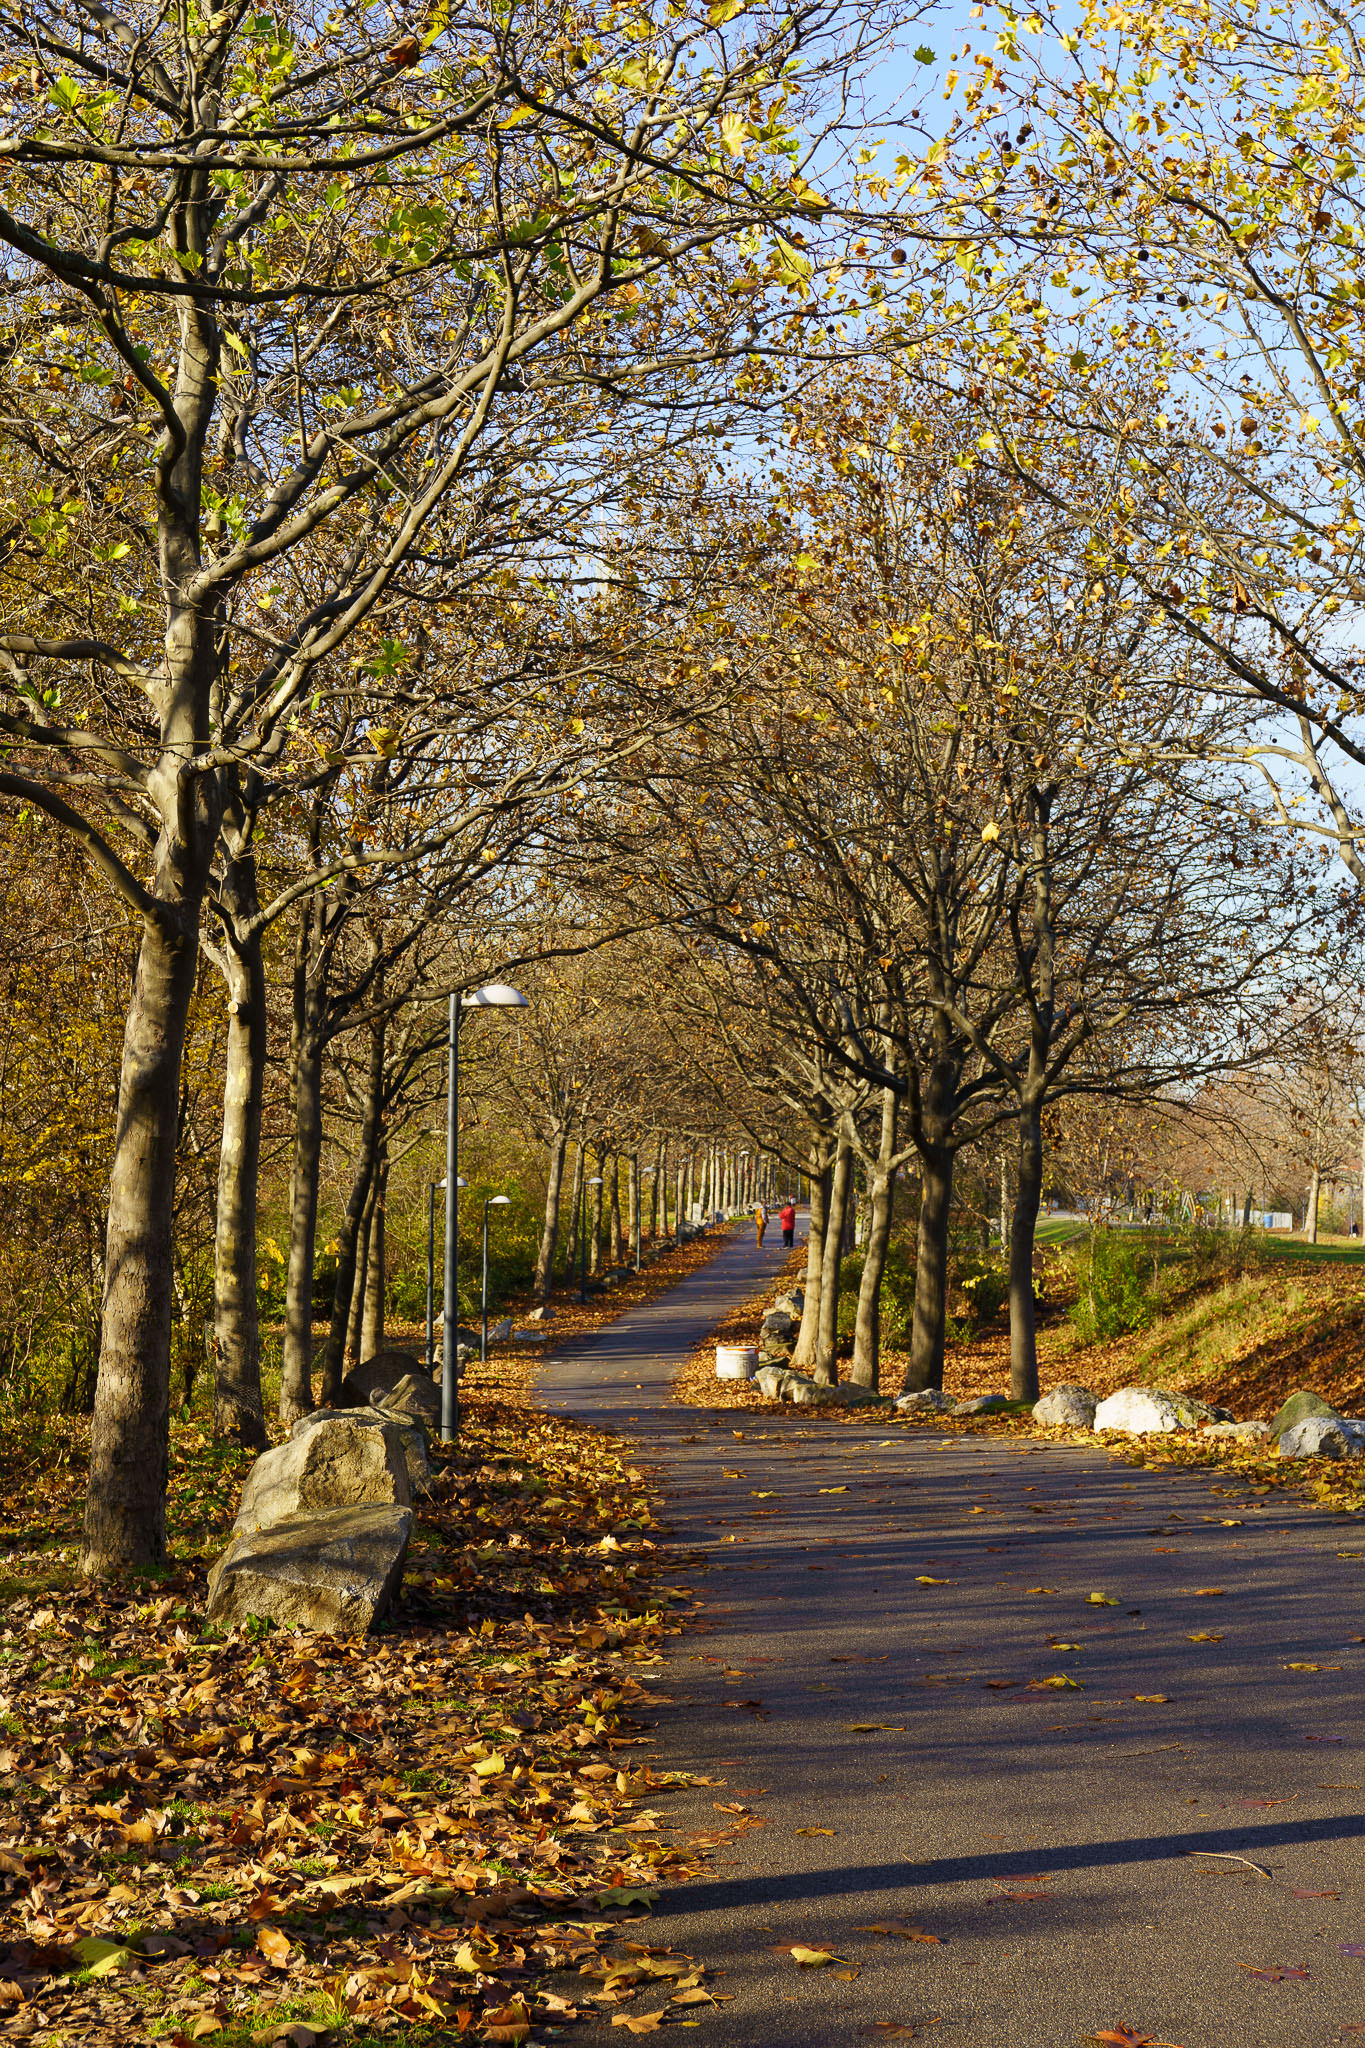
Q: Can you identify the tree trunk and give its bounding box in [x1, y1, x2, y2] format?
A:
[851, 1089, 898, 1390]
[652, 1138, 665, 1235]
[564, 1137, 583, 1274]
[280, 1009, 324, 1424]
[534, 1126, 568, 1300]
[319, 1020, 385, 1402]
[346, 1165, 377, 1363]
[1008, 1097, 1045, 1404]
[814, 1127, 853, 1385]
[999, 1150, 1009, 1254]
[360, 1152, 387, 1359]
[791, 1145, 830, 1372]
[210, 891, 269, 1449]
[608, 1152, 623, 1264]
[82, 901, 204, 1574]
[628, 1152, 640, 1262]
[904, 1145, 954, 1392]
[1307, 1165, 1321, 1244]
[674, 1158, 685, 1236]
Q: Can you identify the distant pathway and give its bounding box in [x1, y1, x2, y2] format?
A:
[540, 1223, 1365, 2046]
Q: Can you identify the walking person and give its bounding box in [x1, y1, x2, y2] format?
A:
[779, 1198, 796, 1249]
[754, 1200, 768, 1249]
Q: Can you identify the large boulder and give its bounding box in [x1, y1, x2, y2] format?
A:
[772, 1290, 805, 1319]
[341, 1347, 427, 1408]
[1033, 1384, 1098, 1429]
[754, 1363, 801, 1400]
[1269, 1389, 1342, 1438]
[292, 1407, 431, 1493]
[235, 1414, 411, 1536]
[758, 1311, 798, 1365]
[828, 1381, 890, 1407]
[1279, 1416, 1365, 1459]
[207, 1506, 412, 1636]
[789, 1378, 839, 1406]
[1093, 1387, 1233, 1435]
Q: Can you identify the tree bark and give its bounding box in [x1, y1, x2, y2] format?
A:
[628, 1152, 640, 1263]
[851, 1088, 898, 1390]
[360, 1152, 387, 1358]
[346, 1162, 377, 1363]
[280, 994, 324, 1422]
[535, 1126, 568, 1300]
[210, 889, 269, 1449]
[674, 1157, 685, 1236]
[81, 897, 207, 1573]
[588, 1160, 605, 1276]
[319, 1019, 385, 1403]
[564, 1137, 583, 1274]
[791, 1144, 830, 1372]
[1008, 1097, 1044, 1404]
[1307, 1164, 1321, 1244]
[814, 1127, 854, 1384]
[608, 1151, 623, 1265]
[652, 1137, 665, 1235]
[904, 1144, 954, 1393]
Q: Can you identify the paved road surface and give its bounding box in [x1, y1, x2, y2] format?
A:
[540, 1222, 1365, 2046]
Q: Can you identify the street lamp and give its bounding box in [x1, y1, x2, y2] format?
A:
[580, 1174, 603, 1303]
[426, 1174, 466, 1373]
[481, 1194, 511, 1361]
[442, 983, 529, 1443]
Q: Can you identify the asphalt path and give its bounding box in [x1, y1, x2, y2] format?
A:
[539, 1220, 1365, 2046]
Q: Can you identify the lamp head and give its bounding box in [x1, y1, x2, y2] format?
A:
[465, 982, 529, 1010]
[586, 1175, 603, 1186]
[488, 1194, 511, 1207]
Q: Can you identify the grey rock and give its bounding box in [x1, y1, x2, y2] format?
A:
[207, 1505, 412, 1636]
[340, 1346, 425, 1408]
[1278, 1415, 1365, 1459]
[754, 1364, 809, 1401]
[381, 1373, 441, 1427]
[895, 1388, 955, 1414]
[235, 1414, 411, 1536]
[291, 1407, 431, 1494]
[789, 1378, 839, 1406]
[829, 1382, 891, 1407]
[954, 1394, 1009, 1416]
[1270, 1389, 1342, 1437]
[760, 1310, 799, 1342]
[487, 1317, 513, 1343]
[1032, 1384, 1098, 1429]
[772, 1291, 805, 1318]
[1200, 1419, 1272, 1441]
[525, 1305, 552, 1323]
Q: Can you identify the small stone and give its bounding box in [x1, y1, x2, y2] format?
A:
[234, 1415, 411, 1536]
[206, 1505, 412, 1636]
[1278, 1416, 1365, 1459]
[1200, 1419, 1271, 1441]
[1033, 1384, 1098, 1429]
[954, 1394, 1009, 1416]
[895, 1388, 955, 1414]
[1269, 1389, 1342, 1437]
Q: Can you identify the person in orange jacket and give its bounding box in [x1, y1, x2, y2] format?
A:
[754, 1201, 768, 1248]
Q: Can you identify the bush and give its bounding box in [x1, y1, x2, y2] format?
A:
[1069, 1230, 1158, 1342]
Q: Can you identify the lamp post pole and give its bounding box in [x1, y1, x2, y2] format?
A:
[441, 995, 461, 1443]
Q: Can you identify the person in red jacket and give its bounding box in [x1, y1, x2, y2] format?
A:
[779, 1200, 796, 1248]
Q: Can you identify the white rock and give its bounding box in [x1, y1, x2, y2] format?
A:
[1278, 1416, 1365, 1459]
[1033, 1384, 1098, 1429]
[291, 1407, 429, 1492]
[1092, 1387, 1187, 1435]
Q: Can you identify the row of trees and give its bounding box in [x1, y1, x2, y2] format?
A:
[3, 0, 1364, 1575]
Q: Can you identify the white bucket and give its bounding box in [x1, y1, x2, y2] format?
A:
[716, 1344, 758, 1380]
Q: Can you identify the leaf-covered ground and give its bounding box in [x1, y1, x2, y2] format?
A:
[0, 1233, 745, 2048]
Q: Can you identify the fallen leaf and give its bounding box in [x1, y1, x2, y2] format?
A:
[855, 1920, 944, 1944]
[611, 2012, 667, 2034]
[1292, 1889, 1339, 1899]
[915, 1576, 950, 1585]
[789, 1946, 846, 1967]
[1087, 1593, 1120, 1606]
[1031, 1675, 1082, 1690]
[795, 1827, 835, 1836]
[255, 1925, 292, 1969]
[818, 1486, 849, 1494]
[1186, 1632, 1223, 1643]
[1193, 1588, 1226, 1597]
[1026, 1587, 1059, 1595]
[1240, 1963, 1309, 1981]
[1133, 1694, 1171, 1704]
[69, 1938, 132, 1979]
[845, 1723, 906, 1733]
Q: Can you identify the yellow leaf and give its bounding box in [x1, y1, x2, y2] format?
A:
[1087, 1592, 1119, 1606]
[916, 1575, 950, 1584]
[789, 1946, 845, 1967]
[255, 1924, 292, 1968]
[1134, 1694, 1170, 1703]
[981, 820, 1000, 842]
[707, 0, 745, 21]
[474, 1751, 507, 1777]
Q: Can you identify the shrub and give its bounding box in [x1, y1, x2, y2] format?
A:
[1069, 1230, 1158, 1342]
